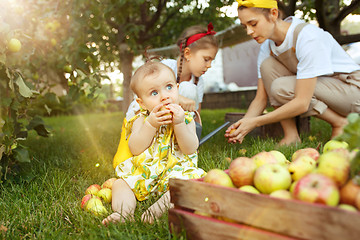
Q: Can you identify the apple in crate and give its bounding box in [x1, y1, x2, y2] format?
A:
[323, 140, 348, 153]
[340, 179, 360, 205]
[228, 157, 256, 187]
[292, 173, 340, 206]
[269, 189, 292, 200]
[101, 178, 117, 189]
[239, 185, 260, 194]
[203, 169, 235, 188]
[252, 151, 278, 168]
[288, 155, 317, 181]
[292, 148, 320, 161]
[96, 188, 112, 203]
[316, 151, 350, 186]
[269, 150, 290, 166]
[85, 184, 101, 195]
[254, 163, 292, 194]
[338, 204, 358, 212]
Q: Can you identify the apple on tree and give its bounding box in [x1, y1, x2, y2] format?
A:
[203, 169, 235, 188]
[254, 163, 292, 194]
[7, 38, 22, 53]
[292, 173, 340, 206]
[228, 157, 256, 187]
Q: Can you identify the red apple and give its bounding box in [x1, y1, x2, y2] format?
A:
[81, 194, 100, 209]
[291, 148, 320, 161]
[340, 179, 360, 206]
[101, 178, 117, 189]
[252, 151, 278, 168]
[253, 163, 292, 194]
[85, 184, 101, 195]
[203, 169, 235, 188]
[228, 157, 256, 187]
[292, 173, 340, 206]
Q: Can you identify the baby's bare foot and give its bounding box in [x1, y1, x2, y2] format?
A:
[102, 212, 134, 226]
[141, 210, 156, 224]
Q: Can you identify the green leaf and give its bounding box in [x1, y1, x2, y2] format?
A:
[26, 116, 50, 137]
[13, 147, 31, 163]
[15, 75, 33, 98]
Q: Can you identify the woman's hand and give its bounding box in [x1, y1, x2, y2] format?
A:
[178, 95, 196, 112]
[225, 117, 257, 144]
[146, 104, 173, 128]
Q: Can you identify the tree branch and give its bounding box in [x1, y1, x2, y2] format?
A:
[335, 33, 360, 45]
[334, 0, 360, 24]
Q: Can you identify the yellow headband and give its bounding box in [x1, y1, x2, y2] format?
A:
[237, 0, 278, 9]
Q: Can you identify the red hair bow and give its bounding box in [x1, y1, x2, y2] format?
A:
[180, 23, 216, 50]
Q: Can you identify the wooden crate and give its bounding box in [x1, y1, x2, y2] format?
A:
[168, 178, 360, 240]
[225, 112, 310, 138]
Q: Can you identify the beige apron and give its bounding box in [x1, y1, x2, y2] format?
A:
[260, 23, 360, 116]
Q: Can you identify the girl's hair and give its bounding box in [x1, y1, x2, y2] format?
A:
[130, 61, 175, 96]
[176, 25, 218, 85]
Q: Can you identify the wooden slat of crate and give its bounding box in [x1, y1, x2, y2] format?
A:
[169, 178, 360, 240]
[169, 208, 300, 240]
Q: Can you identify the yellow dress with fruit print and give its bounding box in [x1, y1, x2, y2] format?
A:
[115, 111, 206, 201]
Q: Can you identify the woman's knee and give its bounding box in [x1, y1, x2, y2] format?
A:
[270, 77, 296, 104]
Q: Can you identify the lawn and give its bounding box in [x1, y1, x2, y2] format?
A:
[0, 109, 332, 239]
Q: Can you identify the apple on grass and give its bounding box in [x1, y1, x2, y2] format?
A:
[81, 194, 101, 209]
[253, 163, 292, 194]
[85, 184, 101, 195]
[316, 151, 350, 187]
[96, 188, 112, 203]
[101, 178, 117, 189]
[291, 148, 320, 161]
[85, 197, 108, 216]
[228, 157, 256, 187]
[252, 151, 278, 168]
[203, 169, 235, 188]
[288, 155, 317, 181]
[292, 173, 340, 206]
[239, 185, 260, 194]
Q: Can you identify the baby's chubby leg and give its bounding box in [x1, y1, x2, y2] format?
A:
[102, 179, 136, 225]
[141, 191, 174, 224]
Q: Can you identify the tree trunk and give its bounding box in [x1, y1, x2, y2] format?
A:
[119, 43, 134, 113]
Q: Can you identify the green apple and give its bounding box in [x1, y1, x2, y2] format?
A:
[293, 173, 340, 206]
[8, 38, 22, 52]
[96, 188, 112, 203]
[228, 157, 256, 187]
[338, 204, 358, 212]
[252, 151, 278, 168]
[269, 189, 292, 199]
[85, 197, 103, 212]
[254, 163, 292, 194]
[239, 185, 260, 194]
[323, 140, 348, 153]
[101, 177, 117, 189]
[288, 155, 316, 181]
[89, 204, 108, 216]
[292, 148, 320, 161]
[317, 151, 350, 186]
[289, 180, 298, 194]
[269, 150, 290, 166]
[203, 169, 235, 188]
[63, 64, 72, 73]
[85, 184, 101, 195]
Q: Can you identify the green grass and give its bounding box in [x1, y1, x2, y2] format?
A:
[0, 109, 332, 239]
